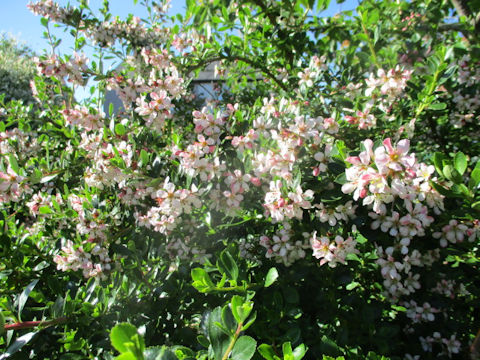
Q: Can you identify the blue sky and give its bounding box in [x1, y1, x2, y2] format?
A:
[2, 1, 357, 54]
[1, 0, 187, 53]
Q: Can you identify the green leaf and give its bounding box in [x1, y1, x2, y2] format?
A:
[431, 182, 455, 197]
[264, 267, 278, 287]
[454, 152, 467, 175]
[115, 353, 137, 360]
[197, 335, 210, 348]
[443, 165, 462, 184]
[40, 172, 60, 183]
[144, 346, 178, 360]
[115, 123, 126, 136]
[334, 173, 347, 185]
[241, 311, 257, 331]
[231, 296, 253, 324]
[8, 154, 20, 175]
[18, 279, 39, 321]
[140, 150, 149, 165]
[432, 152, 446, 177]
[283, 342, 293, 358]
[469, 167, 480, 189]
[452, 183, 472, 198]
[207, 307, 230, 360]
[346, 281, 360, 291]
[231, 336, 257, 360]
[428, 102, 447, 110]
[258, 344, 275, 360]
[292, 344, 308, 360]
[219, 250, 238, 281]
[0, 311, 5, 335]
[40, 17, 49, 27]
[191, 268, 215, 292]
[110, 323, 141, 354]
[39, 206, 53, 214]
[172, 345, 195, 359]
[366, 9, 379, 26]
[0, 331, 37, 359]
[221, 305, 237, 333]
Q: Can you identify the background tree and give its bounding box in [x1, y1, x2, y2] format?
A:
[0, 34, 36, 104]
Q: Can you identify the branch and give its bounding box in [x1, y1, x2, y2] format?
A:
[4, 317, 68, 331]
[221, 321, 243, 360]
[184, 55, 290, 93]
[250, 0, 277, 25]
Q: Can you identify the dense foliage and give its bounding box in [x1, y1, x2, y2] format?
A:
[1, 0, 480, 359]
[0, 34, 36, 104]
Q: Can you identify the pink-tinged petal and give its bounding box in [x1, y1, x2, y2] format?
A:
[363, 139, 374, 158]
[345, 156, 361, 165]
[383, 138, 394, 154]
[359, 188, 368, 199]
[341, 183, 355, 194]
[360, 172, 375, 182]
[402, 154, 416, 168]
[359, 151, 370, 165]
[388, 162, 403, 172]
[397, 139, 410, 154]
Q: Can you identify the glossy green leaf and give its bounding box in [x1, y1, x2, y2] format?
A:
[432, 152, 446, 177]
[428, 102, 447, 110]
[18, 279, 39, 321]
[0, 332, 37, 360]
[257, 344, 276, 360]
[292, 344, 308, 360]
[283, 342, 293, 359]
[231, 336, 257, 360]
[144, 346, 178, 360]
[110, 323, 142, 354]
[8, 154, 20, 175]
[207, 307, 230, 360]
[219, 250, 238, 281]
[115, 353, 137, 360]
[115, 123, 126, 136]
[443, 165, 462, 183]
[231, 296, 253, 324]
[469, 168, 480, 189]
[264, 267, 278, 287]
[39, 206, 53, 214]
[191, 268, 215, 292]
[454, 152, 467, 175]
[140, 149, 149, 165]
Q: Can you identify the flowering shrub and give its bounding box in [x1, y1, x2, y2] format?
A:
[1, 0, 480, 359]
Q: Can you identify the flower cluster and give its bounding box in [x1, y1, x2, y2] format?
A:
[34, 52, 89, 85]
[419, 332, 461, 358]
[54, 240, 113, 280]
[403, 300, 439, 323]
[61, 106, 104, 131]
[309, 231, 359, 267]
[260, 223, 309, 266]
[263, 180, 313, 222]
[342, 138, 442, 218]
[27, 0, 74, 23]
[135, 178, 202, 235]
[298, 55, 327, 89]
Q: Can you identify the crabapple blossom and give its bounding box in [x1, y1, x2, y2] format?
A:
[260, 223, 309, 266]
[263, 180, 313, 222]
[0, 165, 29, 203]
[433, 219, 469, 247]
[310, 231, 359, 267]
